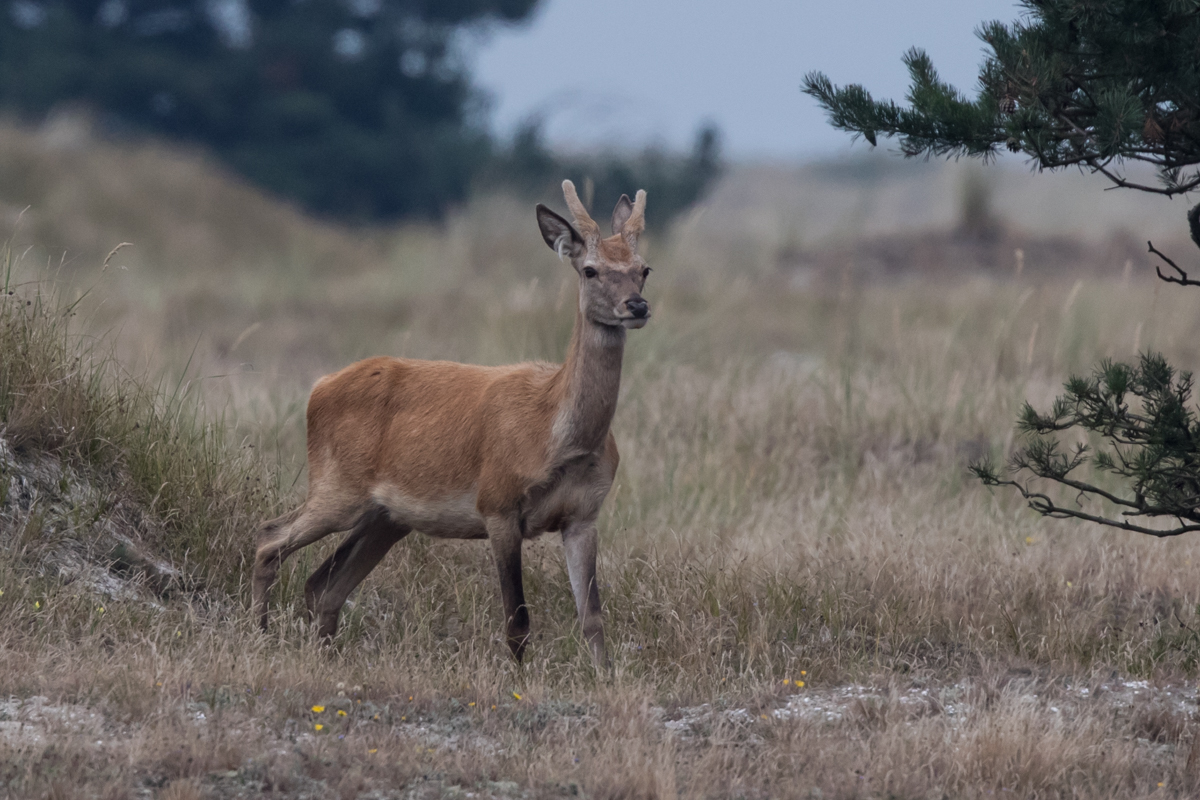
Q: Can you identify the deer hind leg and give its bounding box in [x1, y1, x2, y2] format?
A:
[487, 515, 530, 662]
[304, 507, 410, 639]
[252, 498, 367, 631]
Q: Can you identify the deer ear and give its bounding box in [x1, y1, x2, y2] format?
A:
[537, 204, 585, 260]
[611, 194, 634, 235]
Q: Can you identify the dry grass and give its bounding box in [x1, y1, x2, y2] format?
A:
[5, 127, 1200, 797]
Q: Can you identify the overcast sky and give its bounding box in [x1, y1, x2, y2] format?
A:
[472, 0, 1022, 161]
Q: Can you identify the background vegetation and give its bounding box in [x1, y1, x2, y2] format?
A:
[805, 0, 1200, 540]
[0, 0, 722, 222]
[2, 114, 1200, 796]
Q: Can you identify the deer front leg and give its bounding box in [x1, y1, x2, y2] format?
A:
[487, 515, 530, 661]
[562, 519, 607, 668]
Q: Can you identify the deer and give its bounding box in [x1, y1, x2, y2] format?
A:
[250, 180, 652, 666]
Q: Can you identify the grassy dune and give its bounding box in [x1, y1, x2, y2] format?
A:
[4, 121, 1200, 797]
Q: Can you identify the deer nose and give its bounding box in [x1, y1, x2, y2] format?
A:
[626, 296, 649, 318]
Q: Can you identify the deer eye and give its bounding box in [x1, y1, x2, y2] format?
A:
[641, 266, 652, 280]
[582, 266, 598, 279]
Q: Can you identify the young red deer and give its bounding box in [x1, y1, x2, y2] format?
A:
[251, 181, 652, 665]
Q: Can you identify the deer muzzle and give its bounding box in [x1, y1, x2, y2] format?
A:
[619, 296, 650, 328]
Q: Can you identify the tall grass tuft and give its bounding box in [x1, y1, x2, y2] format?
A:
[0, 242, 279, 591]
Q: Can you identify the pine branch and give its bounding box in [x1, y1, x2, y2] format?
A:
[803, 1, 1200, 197]
[973, 353, 1200, 536]
[1149, 240, 1200, 287]
[971, 465, 1200, 537]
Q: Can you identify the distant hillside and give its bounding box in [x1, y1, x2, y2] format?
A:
[673, 153, 1195, 283]
[0, 114, 379, 276]
[698, 153, 1187, 249]
[2, 117, 1190, 290]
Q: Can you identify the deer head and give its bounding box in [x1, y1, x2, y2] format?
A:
[536, 180, 651, 329]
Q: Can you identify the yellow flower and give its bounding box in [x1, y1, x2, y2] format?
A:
[314, 723, 324, 731]
[368, 749, 378, 754]
[800, 670, 807, 676]
[512, 692, 522, 701]
[782, 679, 790, 685]
[34, 600, 40, 609]
[1066, 581, 1073, 587]
[311, 705, 325, 713]
[1025, 536, 1035, 545]
[97, 606, 104, 613]
[337, 710, 347, 717]
[1158, 783, 1165, 788]
[760, 714, 768, 720]
[468, 702, 476, 707]
[401, 716, 406, 722]
[408, 695, 413, 701]
[491, 705, 496, 711]
[155, 682, 162, 687]
[797, 681, 806, 688]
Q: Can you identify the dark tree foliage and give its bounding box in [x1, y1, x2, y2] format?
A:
[978, 355, 1200, 536]
[0, 0, 537, 219]
[493, 120, 723, 229]
[803, 0, 1200, 536]
[803, 0, 1200, 197]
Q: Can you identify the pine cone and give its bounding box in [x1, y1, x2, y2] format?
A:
[999, 95, 1017, 115]
[1144, 114, 1165, 143]
[1006, 136, 1021, 152]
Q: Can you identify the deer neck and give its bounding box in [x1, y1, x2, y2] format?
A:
[550, 309, 626, 457]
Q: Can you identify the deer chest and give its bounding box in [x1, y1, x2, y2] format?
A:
[520, 453, 614, 537]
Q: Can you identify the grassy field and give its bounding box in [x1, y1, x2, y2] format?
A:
[4, 120, 1200, 798]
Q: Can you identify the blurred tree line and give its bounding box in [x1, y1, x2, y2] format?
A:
[0, 0, 720, 222]
[491, 119, 721, 230]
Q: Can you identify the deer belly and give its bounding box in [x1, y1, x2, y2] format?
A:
[371, 486, 487, 539]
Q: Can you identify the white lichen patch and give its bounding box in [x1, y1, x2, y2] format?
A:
[0, 434, 178, 604]
[0, 695, 110, 745]
[658, 677, 1200, 737]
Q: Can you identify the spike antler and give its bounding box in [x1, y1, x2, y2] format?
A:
[561, 180, 601, 245]
[623, 189, 647, 249]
